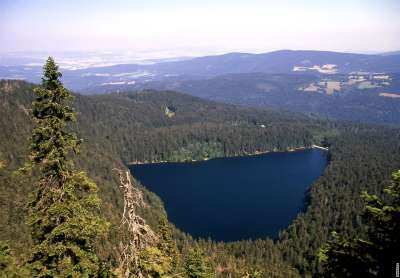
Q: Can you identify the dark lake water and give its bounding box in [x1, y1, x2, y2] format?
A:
[130, 149, 327, 242]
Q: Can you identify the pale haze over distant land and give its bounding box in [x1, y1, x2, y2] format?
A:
[1, 0, 400, 58]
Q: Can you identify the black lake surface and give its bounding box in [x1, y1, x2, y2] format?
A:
[130, 149, 327, 242]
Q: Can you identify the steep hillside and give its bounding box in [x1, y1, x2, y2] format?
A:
[74, 88, 324, 164]
[0, 79, 324, 276]
[1, 79, 400, 277]
[0, 80, 167, 262]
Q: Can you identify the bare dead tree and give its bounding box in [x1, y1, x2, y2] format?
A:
[113, 168, 157, 278]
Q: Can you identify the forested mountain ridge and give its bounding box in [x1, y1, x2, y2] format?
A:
[106, 72, 400, 126]
[3, 50, 399, 127]
[0, 79, 324, 164]
[75, 90, 324, 163]
[1, 79, 400, 277]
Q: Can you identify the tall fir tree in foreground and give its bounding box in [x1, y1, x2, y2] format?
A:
[319, 170, 400, 277]
[26, 57, 109, 277]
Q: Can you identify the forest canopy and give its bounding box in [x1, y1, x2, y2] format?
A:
[0, 57, 399, 277]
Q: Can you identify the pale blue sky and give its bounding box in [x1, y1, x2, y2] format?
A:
[1, 0, 399, 55]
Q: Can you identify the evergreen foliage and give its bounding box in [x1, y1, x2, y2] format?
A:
[139, 247, 174, 278]
[25, 58, 109, 276]
[1, 79, 400, 277]
[184, 249, 214, 278]
[0, 241, 28, 277]
[156, 217, 179, 270]
[319, 170, 400, 277]
[138, 217, 181, 277]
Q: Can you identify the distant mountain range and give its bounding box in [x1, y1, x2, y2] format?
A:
[124, 50, 400, 76]
[1, 50, 400, 92]
[127, 72, 400, 125]
[1, 50, 399, 125]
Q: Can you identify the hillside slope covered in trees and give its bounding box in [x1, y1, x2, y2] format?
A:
[1, 79, 400, 277]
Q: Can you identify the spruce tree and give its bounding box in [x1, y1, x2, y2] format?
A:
[184, 249, 213, 278]
[26, 57, 109, 277]
[139, 247, 174, 278]
[319, 170, 400, 277]
[157, 216, 179, 270]
[138, 216, 180, 277]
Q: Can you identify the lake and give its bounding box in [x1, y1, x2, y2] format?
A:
[130, 149, 328, 242]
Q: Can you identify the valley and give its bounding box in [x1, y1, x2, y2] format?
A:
[2, 1, 399, 276]
[1, 79, 400, 276]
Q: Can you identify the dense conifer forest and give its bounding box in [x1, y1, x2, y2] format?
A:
[0, 59, 399, 277]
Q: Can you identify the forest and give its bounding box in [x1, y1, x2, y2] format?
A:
[0, 59, 399, 277]
[124, 72, 400, 126]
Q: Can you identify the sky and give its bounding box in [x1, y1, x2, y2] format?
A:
[1, 0, 400, 56]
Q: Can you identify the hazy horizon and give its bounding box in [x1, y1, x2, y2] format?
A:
[1, 0, 399, 56]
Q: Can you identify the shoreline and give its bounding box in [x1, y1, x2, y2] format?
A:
[127, 145, 328, 165]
